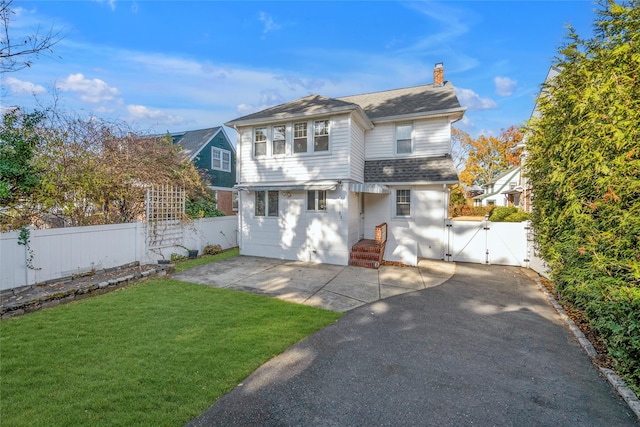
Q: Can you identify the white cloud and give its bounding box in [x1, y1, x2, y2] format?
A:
[455, 87, 497, 111]
[57, 73, 120, 103]
[494, 76, 517, 96]
[259, 12, 281, 35]
[4, 77, 47, 95]
[236, 104, 254, 115]
[126, 104, 184, 126]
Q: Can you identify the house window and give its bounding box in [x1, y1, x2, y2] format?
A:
[212, 147, 231, 172]
[272, 125, 286, 155]
[232, 190, 238, 211]
[254, 128, 267, 157]
[396, 124, 412, 154]
[212, 190, 218, 209]
[307, 190, 327, 211]
[255, 191, 278, 217]
[314, 120, 329, 152]
[294, 122, 307, 153]
[509, 181, 516, 190]
[395, 189, 411, 217]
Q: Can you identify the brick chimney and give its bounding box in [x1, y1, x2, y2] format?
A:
[433, 62, 444, 87]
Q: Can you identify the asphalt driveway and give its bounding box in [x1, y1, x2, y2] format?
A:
[181, 260, 639, 426]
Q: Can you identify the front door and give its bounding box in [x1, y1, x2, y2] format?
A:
[359, 193, 365, 240]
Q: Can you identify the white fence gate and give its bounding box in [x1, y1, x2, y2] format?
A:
[444, 219, 529, 267]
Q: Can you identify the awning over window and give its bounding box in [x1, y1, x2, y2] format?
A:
[235, 181, 339, 192]
[348, 183, 390, 194]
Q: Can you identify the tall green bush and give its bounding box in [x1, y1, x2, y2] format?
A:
[526, 0, 639, 394]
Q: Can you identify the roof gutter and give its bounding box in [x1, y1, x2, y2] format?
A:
[370, 107, 466, 124]
[225, 104, 362, 128]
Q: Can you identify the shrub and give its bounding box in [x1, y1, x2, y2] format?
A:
[503, 211, 531, 222]
[203, 244, 223, 255]
[488, 206, 517, 222]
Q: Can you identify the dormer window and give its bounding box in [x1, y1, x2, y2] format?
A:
[254, 128, 267, 157]
[294, 122, 308, 153]
[396, 124, 412, 154]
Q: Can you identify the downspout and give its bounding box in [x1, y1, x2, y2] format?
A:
[234, 125, 242, 251]
[443, 183, 449, 260]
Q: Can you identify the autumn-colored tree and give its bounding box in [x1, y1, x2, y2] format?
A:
[1, 106, 215, 229]
[457, 126, 523, 187]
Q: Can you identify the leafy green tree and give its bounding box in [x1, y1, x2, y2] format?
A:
[525, 0, 639, 393]
[0, 108, 44, 211]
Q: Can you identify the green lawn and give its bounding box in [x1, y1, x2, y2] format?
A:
[1, 276, 341, 426]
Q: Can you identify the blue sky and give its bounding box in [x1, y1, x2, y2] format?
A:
[2, 1, 597, 139]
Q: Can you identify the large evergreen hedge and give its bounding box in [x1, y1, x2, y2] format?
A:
[526, 1, 639, 394]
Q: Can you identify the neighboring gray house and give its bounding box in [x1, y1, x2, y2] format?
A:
[225, 63, 466, 267]
[473, 167, 522, 207]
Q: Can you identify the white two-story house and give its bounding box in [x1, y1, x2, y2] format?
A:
[225, 64, 465, 267]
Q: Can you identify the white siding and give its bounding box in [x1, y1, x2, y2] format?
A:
[362, 185, 448, 265]
[349, 120, 365, 182]
[347, 191, 360, 248]
[239, 184, 351, 265]
[365, 118, 451, 160]
[238, 114, 352, 184]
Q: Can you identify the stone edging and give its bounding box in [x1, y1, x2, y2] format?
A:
[1, 264, 174, 319]
[534, 276, 640, 421]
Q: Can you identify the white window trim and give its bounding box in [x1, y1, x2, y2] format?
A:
[393, 188, 412, 219]
[254, 190, 279, 217]
[212, 147, 232, 172]
[312, 119, 330, 153]
[254, 127, 267, 158]
[307, 190, 327, 212]
[272, 124, 287, 157]
[395, 123, 413, 155]
[231, 190, 238, 212]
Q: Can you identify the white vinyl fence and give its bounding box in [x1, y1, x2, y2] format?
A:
[0, 216, 238, 291]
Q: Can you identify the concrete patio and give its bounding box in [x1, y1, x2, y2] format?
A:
[171, 256, 456, 312]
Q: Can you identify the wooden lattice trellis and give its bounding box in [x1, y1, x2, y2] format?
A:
[145, 185, 185, 249]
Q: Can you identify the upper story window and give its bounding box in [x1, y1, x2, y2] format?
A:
[212, 147, 231, 172]
[395, 189, 411, 217]
[255, 190, 279, 217]
[314, 120, 329, 152]
[294, 122, 307, 153]
[272, 125, 286, 156]
[396, 124, 412, 154]
[307, 190, 327, 212]
[254, 128, 267, 157]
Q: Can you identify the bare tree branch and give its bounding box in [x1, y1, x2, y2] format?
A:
[0, 0, 63, 73]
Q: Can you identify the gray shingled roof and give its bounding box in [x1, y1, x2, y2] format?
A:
[173, 127, 221, 159]
[338, 82, 462, 121]
[225, 82, 464, 127]
[364, 156, 459, 184]
[225, 95, 360, 126]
